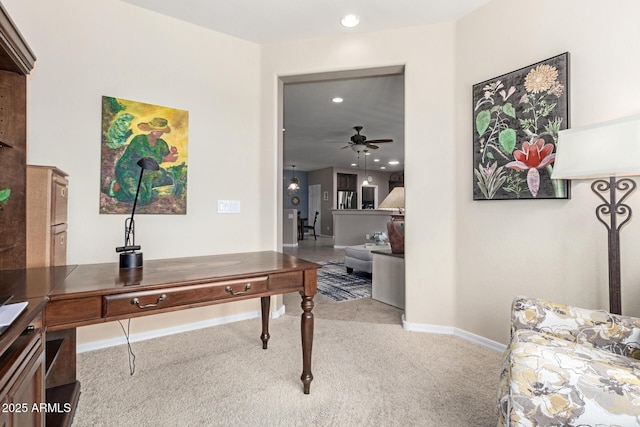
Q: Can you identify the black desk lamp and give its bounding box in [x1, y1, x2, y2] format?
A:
[115, 157, 159, 269]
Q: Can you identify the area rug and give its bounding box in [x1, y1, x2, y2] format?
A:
[316, 261, 371, 302]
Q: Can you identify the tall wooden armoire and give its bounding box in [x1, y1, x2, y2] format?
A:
[0, 3, 36, 271]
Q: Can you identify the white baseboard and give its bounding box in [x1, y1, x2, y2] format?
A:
[78, 310, 258, 353]
[78, 308, 506, 354]
[271, 304, 286, 318]
[78, 305, 290, 354]
[401, 314, 506, 353]
[282, 243, 298, 247]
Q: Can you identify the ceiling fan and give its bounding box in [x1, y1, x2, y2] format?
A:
[340, 126, 393, 153]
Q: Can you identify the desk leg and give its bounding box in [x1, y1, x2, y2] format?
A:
[300, 292, 314, 394]
[260, 296, 271, 349]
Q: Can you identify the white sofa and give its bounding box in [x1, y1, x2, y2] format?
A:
[344, 243, 390, 276]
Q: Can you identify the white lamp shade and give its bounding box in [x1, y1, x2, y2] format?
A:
[551, 115, 640, 180]
[379, 187, 404, 209]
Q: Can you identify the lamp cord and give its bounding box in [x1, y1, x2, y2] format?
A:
[117, 319, 136, 375]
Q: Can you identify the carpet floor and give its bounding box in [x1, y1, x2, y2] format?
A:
[72, 316, 501, 426]
[316, 261, 371, 302]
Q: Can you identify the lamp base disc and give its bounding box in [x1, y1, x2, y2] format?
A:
[120, 252, 143, 269]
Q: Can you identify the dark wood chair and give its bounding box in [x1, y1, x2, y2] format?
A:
[297, 211, 304, 240]
[303, 211, 319, 240]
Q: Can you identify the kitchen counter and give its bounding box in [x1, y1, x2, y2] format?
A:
[332, 209, 399, 247]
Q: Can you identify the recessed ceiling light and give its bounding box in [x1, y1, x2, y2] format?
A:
[373, 158, 380, 162]
[365, 151, 371, 155]
[332, 97, 343, 103]
[351, 163, 357, 167]
[341, 14, 360, 28]
[388, 160, 400, 165]
[380, 166, 386, 170]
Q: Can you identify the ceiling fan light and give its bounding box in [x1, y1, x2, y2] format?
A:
[340, 14, 360, 28]
[332, 97, 343, 103]
[350, 143, 367, 153]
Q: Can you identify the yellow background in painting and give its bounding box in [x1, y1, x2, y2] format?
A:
[115, 97, 189, 166]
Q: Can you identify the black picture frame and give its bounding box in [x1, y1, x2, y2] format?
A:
[472, 53, 570, 200]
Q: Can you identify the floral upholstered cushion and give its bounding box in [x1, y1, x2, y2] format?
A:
[510, 296, 640, 359]
[499, 329, 640, 426]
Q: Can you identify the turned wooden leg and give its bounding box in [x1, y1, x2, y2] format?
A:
[260, 296, 271, 349]
[300, 292, 314, 394]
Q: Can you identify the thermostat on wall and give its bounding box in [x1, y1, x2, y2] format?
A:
[217, 200, 240, 214]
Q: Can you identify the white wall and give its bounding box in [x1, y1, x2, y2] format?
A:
[4, 0, 266, 344]
[455, 0, 640, 343]
[8, 0, 637, 349]
[261, 25, 458, 328]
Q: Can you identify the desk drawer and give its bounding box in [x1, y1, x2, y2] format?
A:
[103, 277, 268, 318]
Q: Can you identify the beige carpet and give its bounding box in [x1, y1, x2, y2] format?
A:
[72, 316, 501, 426]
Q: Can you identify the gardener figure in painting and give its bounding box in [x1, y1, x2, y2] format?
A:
[112, 117, 178, 205]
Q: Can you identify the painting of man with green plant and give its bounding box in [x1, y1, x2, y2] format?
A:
[100, 96, 188, 214]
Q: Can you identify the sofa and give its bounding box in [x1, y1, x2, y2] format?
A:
[344, 243, 390, 276]
[499, 296, 640, 426]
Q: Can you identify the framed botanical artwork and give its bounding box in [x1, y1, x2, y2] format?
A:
[100, 96, 189, 214]
[472, 53, 570, 200]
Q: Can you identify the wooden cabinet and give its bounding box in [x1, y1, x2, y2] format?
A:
[0, 305, 47, 427]
[337, 173, 357, 191]
[0, 1, 36, 272]
[26, 167, 69, 268]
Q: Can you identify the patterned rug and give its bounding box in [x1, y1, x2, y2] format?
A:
[316, 261, 372, 302]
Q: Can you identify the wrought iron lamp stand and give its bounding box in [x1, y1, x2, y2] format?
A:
[592, 176, 636, 315]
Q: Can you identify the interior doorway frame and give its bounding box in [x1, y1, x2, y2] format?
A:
[277, 65, 405, 249]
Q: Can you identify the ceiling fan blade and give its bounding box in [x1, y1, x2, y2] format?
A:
[367, 144, 379, 149]
[340, 145, 351, 149]
[367, 139, 393, 143]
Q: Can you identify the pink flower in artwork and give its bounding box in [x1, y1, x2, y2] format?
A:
[505, 138, 556, 197]
[499, 86, 516, 101]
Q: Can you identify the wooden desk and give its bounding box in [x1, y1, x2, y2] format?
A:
[0, 251, 319, 426]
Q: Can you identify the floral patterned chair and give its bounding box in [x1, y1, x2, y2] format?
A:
[498, 296, 640, 426]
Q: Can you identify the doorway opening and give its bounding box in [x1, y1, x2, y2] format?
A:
[280, 66, 404, 245]
[279, 66, 405, 322]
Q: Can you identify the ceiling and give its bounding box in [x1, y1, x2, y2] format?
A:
[284, 73, 404, 173]
[120, 0, 490, 44]
[120, 0, 489, 174]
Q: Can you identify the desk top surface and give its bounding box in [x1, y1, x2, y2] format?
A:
[0, 251, 320, 300]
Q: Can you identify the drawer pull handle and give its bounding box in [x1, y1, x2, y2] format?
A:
[225, 283, 252, 296]
[131, 294, 168, 309]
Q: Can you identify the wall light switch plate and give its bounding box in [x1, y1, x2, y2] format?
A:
[288, 214, 294, 219]
[217, 200, 240, 214]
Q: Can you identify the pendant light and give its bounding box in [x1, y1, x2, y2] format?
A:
[288, 165, 299, 191]
[362, 150, 369, 186]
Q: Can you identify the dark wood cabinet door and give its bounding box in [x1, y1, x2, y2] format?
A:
[0, 71, 27, 270]
[11, 350, 45, 427]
